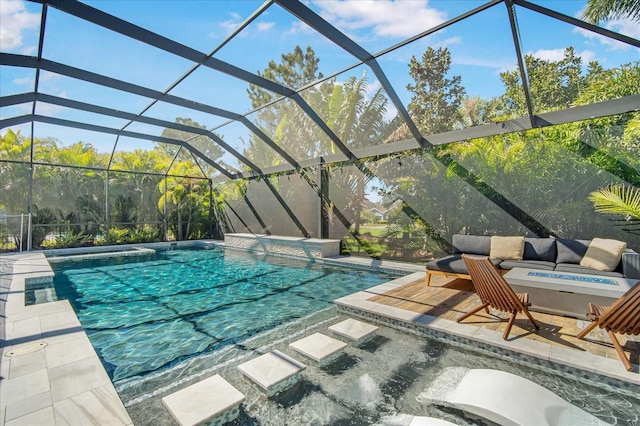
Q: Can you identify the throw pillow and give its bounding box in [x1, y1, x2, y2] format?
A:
[490, 236, 525, 260]
[580, 238, 627, 272]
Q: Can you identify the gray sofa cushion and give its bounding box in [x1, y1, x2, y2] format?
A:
[556, 238, 590, 264]
[498, 260, 556, 271]
[554, 263, 624, 278]
[426, 254, 499, 275]
[452, 234, 491, 255]
[523, 238, 557, 262]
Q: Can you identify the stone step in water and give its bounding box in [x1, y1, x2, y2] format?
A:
[162, 374, 245, 426]
[237, 350, 305, 397]
[329, 318, 379, 346]
[289, 332, 347, 366]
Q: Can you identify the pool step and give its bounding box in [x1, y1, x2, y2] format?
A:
[289, 332, 348, 366]
[329, 318, 379, 346]
[237, 350, 306, 397]
[162, 374, 245, 426]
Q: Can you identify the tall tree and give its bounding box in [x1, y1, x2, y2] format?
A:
[247, 45, 323, 108]
[500, 47, 588, 116]
[325, 72, 391, 233]
[245, 46, 330, 165]
[406, 47, 466, 134]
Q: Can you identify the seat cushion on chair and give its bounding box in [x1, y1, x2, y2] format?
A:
[452, 234, 491, 255]
[427, 255, 468, 274]
[556, 238, 591, 264]
[498, 260, 556, 271]
[580, 238, 627, 272]
[427, 255, 499, 275]
[554, 263, 624, 277]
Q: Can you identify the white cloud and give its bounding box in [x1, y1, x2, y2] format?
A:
[0, 0, 40, 51]
[35, 99, 65, 116]
[531, 48, 597, 64]
[256, 21, 275, 32]
[573, 18, 640, 51]
[219, 18, 241, 36]
[217, 15, 274, 37]
[12, 75, 32, 86]
[531, 48, 566, 62]
[288, 20, 315, 35]
[313, 0, 447, 38]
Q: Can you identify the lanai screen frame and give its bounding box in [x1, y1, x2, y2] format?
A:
[1, 0, 639, 246]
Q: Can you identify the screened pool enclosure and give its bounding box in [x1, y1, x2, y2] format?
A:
[1, 0, 639, 260]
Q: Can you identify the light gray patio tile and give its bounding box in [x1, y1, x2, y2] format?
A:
[437, 319, 480, 339]
[37, 300, 73, 315]
[4, 307, 40, 323]
[53, 384, 133, 426]
[372, 304, 424, 322]
[5, 406, 56, 426]
[329, 318, 378, 344]
[162, 375, 244, 426]
[45, 335, 96, 369]
[549, 345, 639, 385]
[39, 309, 82, 334]
[413, 314, 453, 331]
[503, 335, 552, 360]
[289, 332, 347, 364]
[238, 350, 305, 395]
[43, 328, 87, 345]
[5, 316, 42, 343]
[4, 391, 52, 422]
[48, 356, 111, 402]
[7, 345, 48, 378]
[0, 347, 11, 379]
[0, 368, 50, 406]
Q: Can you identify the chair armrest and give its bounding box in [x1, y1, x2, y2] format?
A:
[622, 249, 640, 280]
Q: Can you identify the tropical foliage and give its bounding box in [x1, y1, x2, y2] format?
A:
[0, 124, 214, 250]
[1, 42, 638, 256]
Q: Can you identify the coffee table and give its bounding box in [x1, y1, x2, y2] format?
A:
[503, 268, 635, 319]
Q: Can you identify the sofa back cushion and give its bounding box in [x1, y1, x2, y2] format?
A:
[556, 238, 591, 264]
[579, 238, 627, 272]
[452, 234, 491, 255]
[490, 236, 525, 260]
[523, 238, 557, 262]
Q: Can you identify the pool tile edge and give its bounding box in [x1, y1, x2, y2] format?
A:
[0, 252, 133, 426]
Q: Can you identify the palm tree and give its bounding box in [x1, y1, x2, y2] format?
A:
[581, 0, 640, 23]
[324, 72, 390, 234]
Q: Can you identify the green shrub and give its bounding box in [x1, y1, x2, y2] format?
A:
[44, 232, 93, 249]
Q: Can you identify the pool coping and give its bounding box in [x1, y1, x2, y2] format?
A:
[0, 252, 133, 425]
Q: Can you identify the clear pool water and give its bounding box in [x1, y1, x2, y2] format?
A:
[116, 308, 640, 426]
[42, 247, 640, 426]
[48, 247, 398, 381]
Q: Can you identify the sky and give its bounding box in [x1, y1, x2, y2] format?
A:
[1, 0, 638, 176]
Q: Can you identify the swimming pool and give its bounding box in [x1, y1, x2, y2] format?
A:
[32, 246, 639, 425]
[45, 247, 398, 381]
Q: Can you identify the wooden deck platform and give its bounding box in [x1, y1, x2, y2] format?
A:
[368, 275, 640, 366]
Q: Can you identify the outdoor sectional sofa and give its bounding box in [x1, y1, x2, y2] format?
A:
[425, 234, 640, 286]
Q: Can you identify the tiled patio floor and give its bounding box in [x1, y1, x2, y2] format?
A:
[368, 274, 640, 367]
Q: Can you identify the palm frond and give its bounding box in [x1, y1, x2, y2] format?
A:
[589, 184, 640, 220]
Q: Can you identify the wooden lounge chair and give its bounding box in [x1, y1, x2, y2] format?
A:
[576, 280, 640, 372]
[458, 254, 539, 340]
